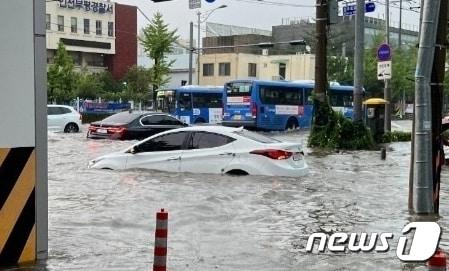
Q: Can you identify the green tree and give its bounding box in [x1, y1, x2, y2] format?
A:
[391, 46, 416, 103]
[47, 42, 77, 103]
[328, 56, 354, 85]
[122, 65, 152, 102]
[140, 12, 179, 100]
[75, 72, 104, 99]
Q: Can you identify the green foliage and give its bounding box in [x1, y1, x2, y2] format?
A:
[328, 56, 354, 85]
[75, 72, 104, 99]
[140, 12, 179, 95]
[309, 100, 375, 150]
[122, 65, 152, 102]
[363, 33, 417, 102]
[380, 131, 411, 143]
[47, 42, 77, 103]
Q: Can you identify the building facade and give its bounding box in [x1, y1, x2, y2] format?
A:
[198, 53, 315, 86]
[46, 0, 137, 80]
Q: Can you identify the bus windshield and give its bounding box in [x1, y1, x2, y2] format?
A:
[226, 82, 252, 97]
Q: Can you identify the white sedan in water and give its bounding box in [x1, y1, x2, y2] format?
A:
[88, 126, 308, 177]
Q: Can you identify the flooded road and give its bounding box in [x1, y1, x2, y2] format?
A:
[10, 123, 449, 270]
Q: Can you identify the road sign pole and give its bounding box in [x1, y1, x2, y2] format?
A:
[384, 0, 391, 132]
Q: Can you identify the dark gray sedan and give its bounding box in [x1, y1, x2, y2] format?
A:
[87, 111, 187, 140]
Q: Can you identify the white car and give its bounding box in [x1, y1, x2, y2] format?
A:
[47, 105, 82, 133]
[88, 126, 308, 177]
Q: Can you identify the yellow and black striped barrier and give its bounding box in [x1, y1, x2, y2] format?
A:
[0, 147, 36, 265]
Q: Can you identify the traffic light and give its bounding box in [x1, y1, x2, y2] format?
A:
[181, 80, 187, 86]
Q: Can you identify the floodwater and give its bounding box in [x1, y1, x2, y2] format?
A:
[6, 123, 449, 270]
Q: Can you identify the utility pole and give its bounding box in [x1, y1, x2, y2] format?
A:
[398, 0, 402, 48]
[314, 0, 328, 110]
[353, 0, 364, 122]
[413, 0, 441, 214]
[384, 0, 391, 132]
[430, 0, 448, 214]
[188, 22, 193, 85]
[197, 11, 201, 86]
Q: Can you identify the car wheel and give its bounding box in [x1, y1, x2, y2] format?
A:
[225, 169, 249, 176]
[285, 117, 298, 131]
[64, 123, 79, 133]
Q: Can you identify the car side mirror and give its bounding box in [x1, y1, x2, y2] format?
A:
[128, 146, 138, 154]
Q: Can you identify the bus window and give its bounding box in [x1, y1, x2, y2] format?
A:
[259, 86, 302, 105]
[178, 93, 192, 110]
[226, 82, 252, 97]
[193, 93, 222, 108]
[330, 93, 353, 107]
[304, 88, 313, 105]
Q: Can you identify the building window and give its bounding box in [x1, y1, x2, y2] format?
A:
[218, 62, 230, 76]
[203, 63, 214, 76]
[84, 19, 90, 34]
[279, 63, 286, 80]
[57, 15, 64, 32]
[108, 22, 114, 37]
[96, 20, 102, 35]
[71, 17, 77, 33]
[248, 63, 257, 77]
[46, 14, 51, 30]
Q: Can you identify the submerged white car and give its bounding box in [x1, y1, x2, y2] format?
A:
[47, 105, 82, 133]
[88, 126, 308, 177]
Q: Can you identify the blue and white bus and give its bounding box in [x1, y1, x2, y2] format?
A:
[221, 79, 357, 130]
[156, 85, 224, 125]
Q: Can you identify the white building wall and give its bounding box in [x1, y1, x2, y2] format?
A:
[46, 0, 115, 55]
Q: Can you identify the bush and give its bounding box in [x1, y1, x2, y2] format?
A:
[380, 131, 411, 143]
[308, 101, 375, 150]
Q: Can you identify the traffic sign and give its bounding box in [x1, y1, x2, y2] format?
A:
[377, 61, 392, 80]
[342, 2, 376, 16]
[205, 0, 216, 2]
[365, 2, 375, 12]
[377, 43, 392, 61]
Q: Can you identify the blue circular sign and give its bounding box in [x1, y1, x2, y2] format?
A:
[377, 43, 391, 61]
[205, 0, 216, 2]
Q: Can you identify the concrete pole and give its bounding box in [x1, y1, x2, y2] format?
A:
[384, 0, 391, 132]
[188, 22, 193, 85]
[197, 11, 201, 86]
[353, 0, 364, 122]
[413, 0, 440, 214]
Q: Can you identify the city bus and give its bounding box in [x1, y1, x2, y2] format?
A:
[221, 79, 358, 130]
[156, 85, 224, 124]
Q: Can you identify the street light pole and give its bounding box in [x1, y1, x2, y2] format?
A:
[195, 5, 227, 86]
[384, 0, 391, 132]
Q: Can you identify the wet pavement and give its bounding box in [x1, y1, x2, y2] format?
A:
[7, 121, 449, 270]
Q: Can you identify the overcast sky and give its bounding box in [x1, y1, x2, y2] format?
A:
[115, 0, 421, 39]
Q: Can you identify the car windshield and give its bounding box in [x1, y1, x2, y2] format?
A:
[233, 129, 280, 143]
[101, 112, 138, 123]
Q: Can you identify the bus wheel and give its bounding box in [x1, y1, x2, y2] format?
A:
[194, 118, 206, 124]
[285, 118, 299, 131]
